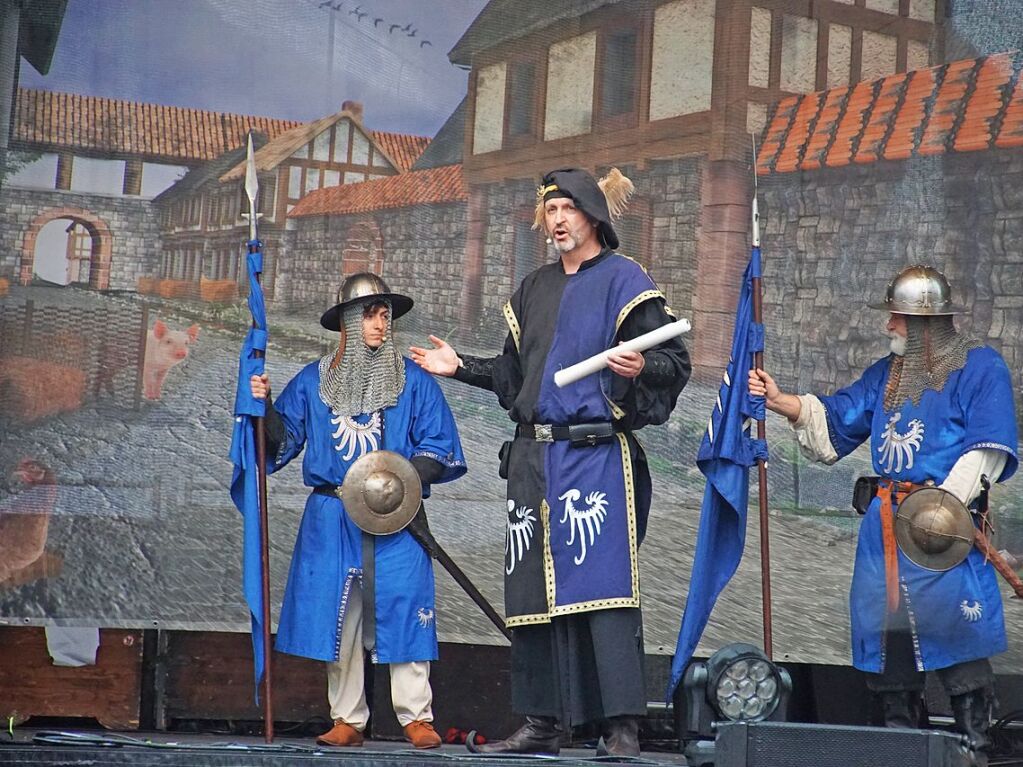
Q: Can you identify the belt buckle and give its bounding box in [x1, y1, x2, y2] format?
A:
[534, 424, 554, 443]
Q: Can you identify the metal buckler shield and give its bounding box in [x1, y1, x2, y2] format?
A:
[895, 486, 975, 571]
[340, 450, 422, 535]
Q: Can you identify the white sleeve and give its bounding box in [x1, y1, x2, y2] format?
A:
[789, 394, 839, 465]
[938, 449, 1009, 506]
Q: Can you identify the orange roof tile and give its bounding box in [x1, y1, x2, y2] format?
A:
[918, 58, 977, 156]
[996, 72, 1023, 149]
[758, 51, 1023, 174]
[774, 93, 823, 174]
[756, 96, 800, 175]
[802, 87, 849, 170]
[955, 53, 1014, 152]
[825, 80, 876, 168]
[883, 67, 938, 161]
[854, 73, 907, 164]
[12, 88, 429, 171]
[373, 131, 431, 172]
[289, 164, 466, 217]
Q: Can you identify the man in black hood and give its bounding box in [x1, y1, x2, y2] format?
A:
[412, 167, 691, 756]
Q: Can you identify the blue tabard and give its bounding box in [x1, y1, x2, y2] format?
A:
[820, 346, 1018, 672]
[504, 254, 664, 626]
[267, 357, 466, 663]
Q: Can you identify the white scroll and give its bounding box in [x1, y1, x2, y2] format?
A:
[553, 318, 692, 388]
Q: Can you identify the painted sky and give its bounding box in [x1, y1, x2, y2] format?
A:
[19, 0, 489, 137]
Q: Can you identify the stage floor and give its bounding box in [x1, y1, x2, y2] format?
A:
[0, 729, 691, 766]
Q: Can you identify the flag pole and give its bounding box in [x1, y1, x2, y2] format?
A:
[751, 133, 774, 660]
[244, 132, 274, 742]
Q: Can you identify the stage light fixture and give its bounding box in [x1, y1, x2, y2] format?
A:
[676, 643, 792, 766]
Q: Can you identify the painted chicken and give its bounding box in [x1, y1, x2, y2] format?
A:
[0, 458, 58, 586]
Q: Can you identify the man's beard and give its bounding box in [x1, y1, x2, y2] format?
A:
[552, 223, 588, 253]
[888, 333, 907, 356]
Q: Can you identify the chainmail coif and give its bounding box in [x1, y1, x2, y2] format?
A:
[318, 299, 406, 417]
[883, 315, 979, 411]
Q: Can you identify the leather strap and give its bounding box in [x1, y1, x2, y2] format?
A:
[973, 528, 1023, 599]
[361, 532, 376, 651]
[877, 479, 927, 613]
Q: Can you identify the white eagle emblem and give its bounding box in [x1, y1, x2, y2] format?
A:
[330, 411, 381, 460]
[558, 489, 609, 565]
[416, 608, 434, 628]
[960, 600, 983, 622]
[506, 499, 537, 575]
[878, 412, 925, 474]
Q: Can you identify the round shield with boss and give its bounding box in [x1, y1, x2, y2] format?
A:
[340, 450, 422, 535]
[894, 486, 975, 571]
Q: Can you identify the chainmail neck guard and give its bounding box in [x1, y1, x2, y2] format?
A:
[883, 315, 979, 411]
[318, 300, 406, 417]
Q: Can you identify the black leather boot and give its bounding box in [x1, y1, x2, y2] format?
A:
[951, 689, 993, 766]
[597, 716, 640, 757]
[466, 716, 561, 755]
[879, 691, 924, 728]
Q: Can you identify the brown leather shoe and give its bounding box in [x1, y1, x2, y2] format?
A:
[404, 720, 442, 749]
[317, 720, 364, 747]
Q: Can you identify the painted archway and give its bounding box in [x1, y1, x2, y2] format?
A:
[20, 206, 113, 290]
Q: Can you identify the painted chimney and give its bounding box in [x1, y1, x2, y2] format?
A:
[342, 100, 364, 121]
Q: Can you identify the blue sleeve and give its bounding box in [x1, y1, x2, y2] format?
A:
[266, 368, 308, 474]
[819, 357, 889, 460]
[958, 347, 1019, 482]
[407, 364, 467, 495]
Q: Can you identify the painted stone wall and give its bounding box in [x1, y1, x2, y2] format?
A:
[758, 150, 1023, 410]
[278, 202, 468, 332]
[0, 187, 161, 291]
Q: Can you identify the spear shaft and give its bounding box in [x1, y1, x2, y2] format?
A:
[751, 134, 774, 660]
[244, 133, 274, 742]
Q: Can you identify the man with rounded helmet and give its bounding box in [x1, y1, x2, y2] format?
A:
[250, 273, 466, 749]
[749, 265, 1018, 762]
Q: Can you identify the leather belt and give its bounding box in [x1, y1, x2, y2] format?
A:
[516, 421, 624, 447]
[313, 485, 341, 498]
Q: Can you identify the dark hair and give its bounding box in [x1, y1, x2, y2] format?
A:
[362, 300, 390, 316]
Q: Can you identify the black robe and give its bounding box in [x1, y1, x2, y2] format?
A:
[455, 249, 690, 726]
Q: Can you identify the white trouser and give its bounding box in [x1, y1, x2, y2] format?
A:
[326, 580, 433, 730]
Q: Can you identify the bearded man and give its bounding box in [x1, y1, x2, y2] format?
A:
[250, 273, 466, 749]
[749, 265, 1018, 762]
[411, 168, 691, 756]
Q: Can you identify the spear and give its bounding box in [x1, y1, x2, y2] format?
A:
[242, 132, 274, 741]
[751, 133, 774, 659]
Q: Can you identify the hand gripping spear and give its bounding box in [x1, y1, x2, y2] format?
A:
[242, 133, 275, 742]
[751, 134, 774, 659]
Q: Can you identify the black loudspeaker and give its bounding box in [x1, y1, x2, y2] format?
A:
[713, 721, 973, 767]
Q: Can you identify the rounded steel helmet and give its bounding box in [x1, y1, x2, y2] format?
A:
[319, 272, 414, 331]
[870, 265, 966, 316]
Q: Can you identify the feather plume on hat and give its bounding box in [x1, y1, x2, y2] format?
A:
[597, 168, 635, 219]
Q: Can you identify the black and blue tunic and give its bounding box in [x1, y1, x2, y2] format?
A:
[457, 249, 690, 724]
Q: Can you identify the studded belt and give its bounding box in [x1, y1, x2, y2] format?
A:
[516, 421, 624, 447]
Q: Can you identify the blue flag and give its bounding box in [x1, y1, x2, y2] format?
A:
[228, 242, 269, 702]
[667, 247, 769, 698]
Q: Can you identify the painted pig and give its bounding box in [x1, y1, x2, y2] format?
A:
[143, 320, 200, 400]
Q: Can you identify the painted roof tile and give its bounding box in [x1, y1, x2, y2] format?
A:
[289, 164, 466, 217]
[759, 51, 1023, 174]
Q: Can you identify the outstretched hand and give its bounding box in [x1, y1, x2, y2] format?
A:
[409, 335, 460, 377]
